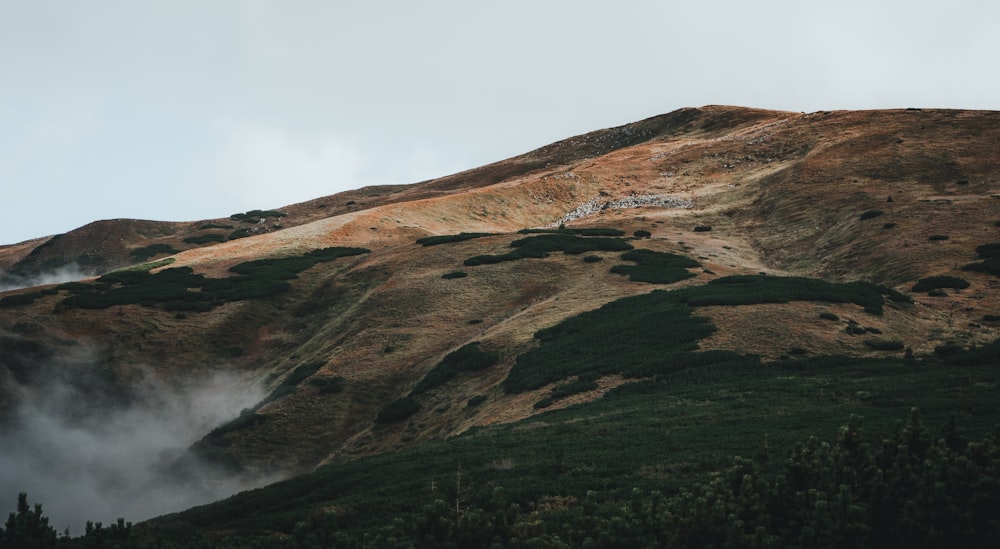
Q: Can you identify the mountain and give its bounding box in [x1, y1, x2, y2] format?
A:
[1, 106, 999, 544]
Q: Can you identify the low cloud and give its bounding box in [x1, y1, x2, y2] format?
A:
[0, 264, 92, 294]
[0, 347, 274, 533]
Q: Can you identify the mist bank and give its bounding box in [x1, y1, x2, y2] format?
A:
[0, 349, 278, 533]
[0, 264, 93, 294]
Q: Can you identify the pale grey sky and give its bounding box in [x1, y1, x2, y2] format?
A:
[2, 1, 998, 245]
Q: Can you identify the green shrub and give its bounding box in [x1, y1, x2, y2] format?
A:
[230, 209, 286, 223]
[59, 247, 367, 312]
[934, 342, 965, 356]
[464, 234, 633, 266]
[912, 275, 969, 292]
[183, 234, 227, 245]
[517, 227, 625, 236]
[227, 228, 254, 240]
[411, 343, 499, 394]
[929, 234, 950, 241]
[846, 322, 867, 335]
[819, 311, 839, 321]
[129, 243, 179, 261]
[610, 249, 700, 284]
[633, 229, 652, 238]
[416, 233, 494, 246]
[532, 398, 553, 409]
[376, 397, 420, 424]
[693, 225, 712, 232]
[199, 223, 233, 230]
[441, 271, 468, 279]
[583, 255, 603, 263]
[0, 292, 45, 307]
[308, 376, 345, 394]
[466, 395, 487, 407]
[859, 209, 884, 220]
[963, 243, 1000, 277]
[550, 376, 599, 400]
[864, 339, 905, 351]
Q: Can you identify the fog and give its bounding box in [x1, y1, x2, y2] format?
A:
[0, 263, 92, 294]
[0, 351, 275, 534]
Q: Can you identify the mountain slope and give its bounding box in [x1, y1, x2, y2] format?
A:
[1, 106, 998, 534]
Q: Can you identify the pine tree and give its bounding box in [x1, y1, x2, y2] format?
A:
[0, 493, 57, 549]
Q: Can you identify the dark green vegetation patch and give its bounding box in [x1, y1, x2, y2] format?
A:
[129, 243, 179, 262]
[375, 396, 420, 424]
[264, 361, 327, 403]
[411, 342, 499, 395]
[963, 242, 1000, 277]
[182, 233, 227, 245]
[517, 227, 625, 236]
[864, 338, 905, 351]
[859, 209, 884, 220]
[610, 248, 700, 284]
[415, 232, 494, 246]
[57, 247, 367, 312]
[230, 209, 287, 223]
[911, 275, 970, 292]
[464, 234, 633, 266]
[441, 271, 468, 279]
[503, 275, 908, 393]
[0, 291, 47, 307]
[142, 341, 1000, 547]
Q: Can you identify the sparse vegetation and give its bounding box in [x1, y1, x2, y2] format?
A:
[883, 222, 897, 229]
[859, 209, 884, 220]
[416, 232, 494, 246]
[466, 395, 487, 407]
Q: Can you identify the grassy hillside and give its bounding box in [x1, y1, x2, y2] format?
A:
[2, 106, 1000, 546]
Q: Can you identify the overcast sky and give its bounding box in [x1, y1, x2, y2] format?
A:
[2, 1, 998, 245]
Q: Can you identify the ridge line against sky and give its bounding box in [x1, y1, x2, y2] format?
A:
[2, 0, 998, 246]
